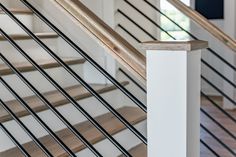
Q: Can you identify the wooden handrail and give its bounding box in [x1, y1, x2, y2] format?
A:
[167, 0, 236, 53]
[54, 0, 146, 82]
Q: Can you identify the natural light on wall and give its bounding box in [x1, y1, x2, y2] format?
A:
[160, 0, 190, 40]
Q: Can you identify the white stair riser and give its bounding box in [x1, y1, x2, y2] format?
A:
[0, 89, 127, 152]
[0, 64, 84, 101]
[0, 38, 58, 62]
[77, 120, 146, 157]
[0, 14, 33, 34]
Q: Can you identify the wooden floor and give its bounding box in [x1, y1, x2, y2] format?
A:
[200, 96, 236, 157]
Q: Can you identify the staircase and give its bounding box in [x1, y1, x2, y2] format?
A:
[0, 0, 235, 157]
[0, 0, 147, 156]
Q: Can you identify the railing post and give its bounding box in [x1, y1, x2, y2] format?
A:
[142, 40, 208, 157]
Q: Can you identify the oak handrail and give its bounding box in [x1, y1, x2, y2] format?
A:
[53, 0, 146, 82]
[167, 0, 236, 53]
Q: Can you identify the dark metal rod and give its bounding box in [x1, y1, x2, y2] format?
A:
[119, 68, 146, 93]
[0, 29, 131, 157]
[201, 76, 236, 106]
[143, 0, 236, 72]
[123, 0, 176, 40]
[118, 24, 142, 43]
[0, 77, 65, 156]
[0, 70, 75, 156]
[0, 123, 31, 157]
[20, 0, 146, 114]
[201, 108, 236, 140]
[201, 124, 236, 156]
[117, 9, 157, 40]
[0, 53, 89, 157]
[201, 59, 236, 89]
[1, 2, 146, 146]
[201, 92, 236, 123]
[0, 99, 52, 157]
[200, 139, 220, 157]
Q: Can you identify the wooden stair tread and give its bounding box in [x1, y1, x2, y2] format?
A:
[0, 57, 86, 76]
[0, 81, 129, 123]
[0, 106, 146, 157]
[0, 32, 58, 41]
[0, 9, 33, 14]
[119, 144, 147, 157]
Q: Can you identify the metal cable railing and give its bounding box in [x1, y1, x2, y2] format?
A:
[200, 139, 220, 157]
[0, 123, 30, 157]
[16, 0, 146, 145]
[116, 10, 236, 154]
[0, 52, 99, 157]
[0, 99, 53, 157]
[0, 74, 76, 156]
[0, 28, 129, 157]
[20, 0, 147, 113]
[0, 0, 149, 155]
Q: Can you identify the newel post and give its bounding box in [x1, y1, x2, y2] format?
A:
[142, 40, 208, 157]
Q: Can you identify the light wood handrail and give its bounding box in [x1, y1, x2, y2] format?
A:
[54, 0, 146, 82]
[167, 0, 236, 53]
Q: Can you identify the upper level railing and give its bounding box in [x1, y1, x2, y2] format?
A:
[167, 0, 236, 53]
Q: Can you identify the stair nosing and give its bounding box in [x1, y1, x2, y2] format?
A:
[0, 32, 59, 41]
[0, 57, 86, 76]
[0, 9, 33, 15]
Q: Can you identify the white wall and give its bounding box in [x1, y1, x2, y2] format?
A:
[189, 0, 236, 98]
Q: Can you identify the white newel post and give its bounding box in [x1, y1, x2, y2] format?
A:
[143, 41, 208, 157]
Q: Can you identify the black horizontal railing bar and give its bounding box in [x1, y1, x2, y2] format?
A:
[201, 92, 236, 123]
[143, 0, 236, 72]
[0, 53, 88, 157]
[0, 76, 71, 156]
[20, 0, 147, 113]
[0, 123, 30, 157]
[200, 139, 220, 157]
[118, 12, 236, 110]
[117, 9, 156, 40]
[201, 59, 236, 89]
[4, 1, 146, 146]
[118, 24, 142, 43]
[0, 29, 130, 157]
[0, 99, 52, 157]
[201, 108, 236, 140]
[201, 76, 236, 107]
[119, 68, 147, 93]
[201, 124, 236, 156]
[122, 0, 176, 40]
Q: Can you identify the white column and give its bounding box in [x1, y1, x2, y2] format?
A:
[143, 41, 207, 157]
